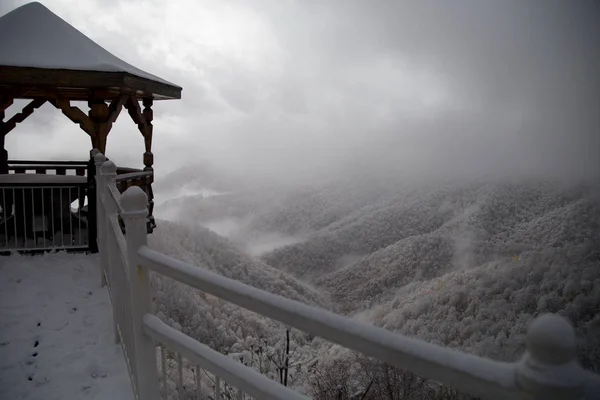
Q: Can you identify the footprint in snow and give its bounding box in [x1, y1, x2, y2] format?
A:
[86, 361, 108, 379]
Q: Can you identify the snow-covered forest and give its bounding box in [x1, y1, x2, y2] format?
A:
[150, 171, 600, 399]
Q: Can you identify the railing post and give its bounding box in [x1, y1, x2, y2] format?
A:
[99, 159, 120, 345]
[88, 149, 99, 253]
[94, 151, 107, 287]
[516, 314, 584, 399]
[121, 186, 160, 400]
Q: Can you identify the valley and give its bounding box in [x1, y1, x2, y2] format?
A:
[150, 167, 600, 398]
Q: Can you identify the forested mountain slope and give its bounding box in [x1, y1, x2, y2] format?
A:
[146, 221, 328, 359]
[148, 178, 599, 398]
[149, 220, 326, 306]
[261, 182, 598, 294]
[313, 183, 599, 313]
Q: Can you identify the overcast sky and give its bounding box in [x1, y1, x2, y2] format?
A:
[2, 0, 599, 183]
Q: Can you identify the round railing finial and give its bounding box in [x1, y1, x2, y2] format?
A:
[516, 314, 586, 397]
[94, 152, 107, 165]
[100, 159, 117, 175]
[527, 314, 576, 365]
[120, 186, 148, 213]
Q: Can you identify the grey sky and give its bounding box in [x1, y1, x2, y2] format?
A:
[2, 0, 599, 183]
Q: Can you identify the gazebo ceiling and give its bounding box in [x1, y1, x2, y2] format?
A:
[0, 2, 182, 101]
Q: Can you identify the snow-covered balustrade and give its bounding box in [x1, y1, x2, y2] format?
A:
[94, 153, 600, 400]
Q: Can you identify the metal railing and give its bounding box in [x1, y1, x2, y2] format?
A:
[0, 182, 88, 252]
[0, 159, 94, 253]
[95, 152, 600, 400]
[0, 156, 156, 254]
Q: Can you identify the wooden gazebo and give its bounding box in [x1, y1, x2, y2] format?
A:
[0, 2, 182, 252]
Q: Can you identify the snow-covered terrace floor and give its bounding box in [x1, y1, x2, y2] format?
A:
[0, 253, 134, 400]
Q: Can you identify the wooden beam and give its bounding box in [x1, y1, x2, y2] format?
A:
[1, 96, 13, 113]
[3, 99, 46, 135]
[0, 86, 33, 111]
[0, 66, 182, 100]
[142, 98, 154, 171]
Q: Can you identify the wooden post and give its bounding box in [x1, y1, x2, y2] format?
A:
[142, 98, 156, 232]
[88, 99, 110, 153]
[0, 94, 13, 176]
[124, 95, 156, 233]
[142, 98, 154, 173]
[87, 149, 100, 254]
[0, 108, 7, 175]
[121, 186, 159, 400]
[0, 133, 7, 175]
[516, 314, 584, 399]
[100, 159, 121, 345]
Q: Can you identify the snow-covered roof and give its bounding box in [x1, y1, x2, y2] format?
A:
[0, 2, 181, 100]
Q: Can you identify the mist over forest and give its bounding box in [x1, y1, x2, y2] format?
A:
[146, 2, 600, 397]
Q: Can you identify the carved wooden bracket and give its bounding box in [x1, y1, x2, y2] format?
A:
[3, 99, 46, 135]
[49, 97, 95, 138]
[107, 94, 127, 126]
[1, 96, 14, 114]
[0, 86, 35, 113]
[46, 93, 127, 153]
[0, 97, 9, 174]
[0, 89, 155, 175]
[124, 94, 148, 134]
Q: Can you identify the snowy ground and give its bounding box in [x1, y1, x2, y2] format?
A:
[0, 252, 134, 400]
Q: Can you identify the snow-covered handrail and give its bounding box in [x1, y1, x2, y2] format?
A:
[95, 153, 600, 400]
[95, 154, 141, 397]
[115, 170, 152, 182]
[137, 244, 600, 400]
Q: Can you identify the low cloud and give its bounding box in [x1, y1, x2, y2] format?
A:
[2, 0, 598, 184]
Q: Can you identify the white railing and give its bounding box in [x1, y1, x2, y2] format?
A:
[94, 152, 600, 400]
